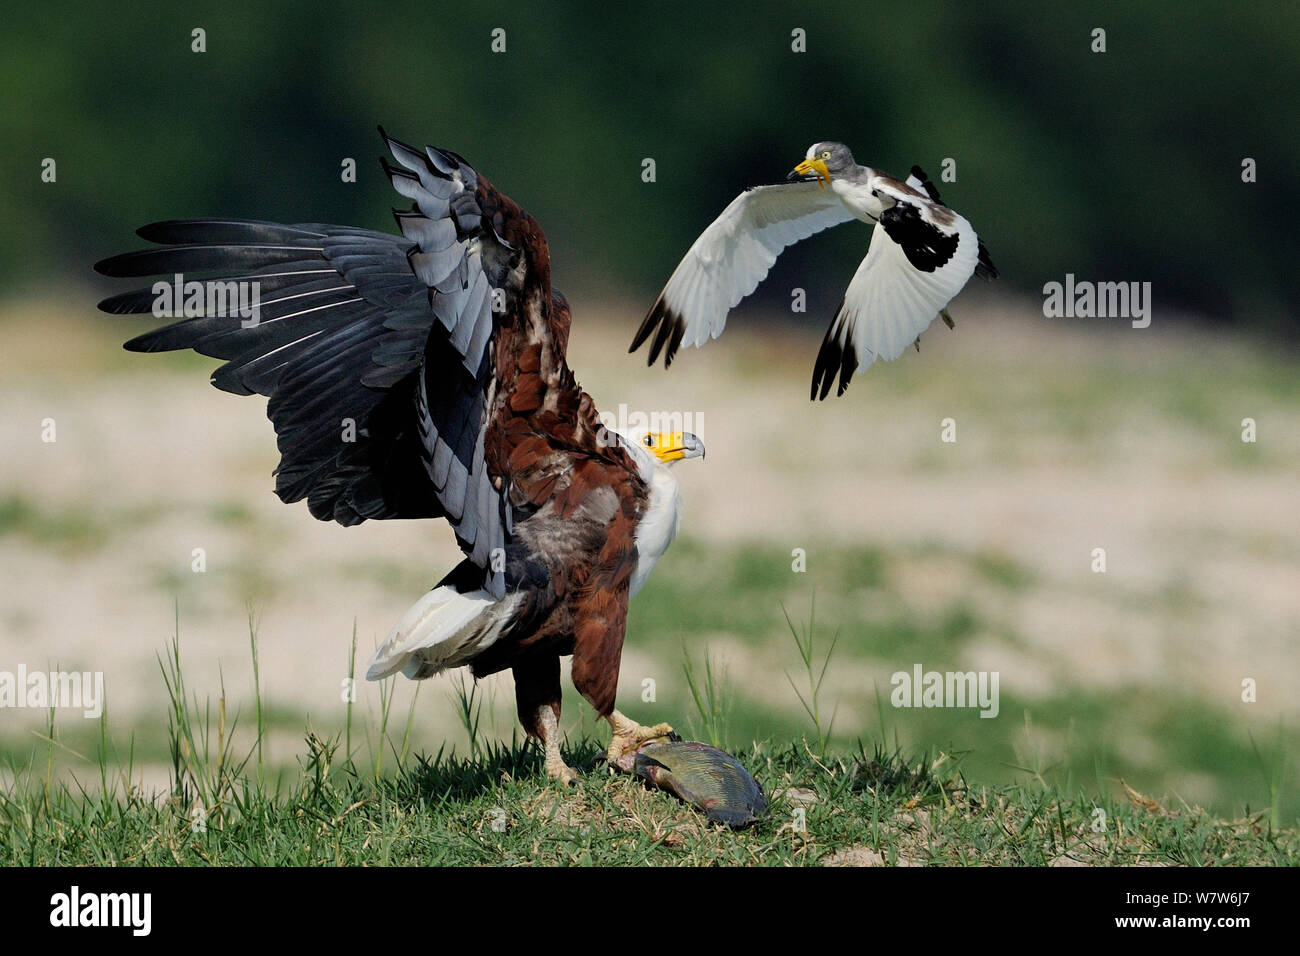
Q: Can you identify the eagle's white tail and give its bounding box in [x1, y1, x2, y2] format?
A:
[365, 585, 508, 681]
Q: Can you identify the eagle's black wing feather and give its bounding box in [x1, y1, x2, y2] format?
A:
[94, 131, 518, 596]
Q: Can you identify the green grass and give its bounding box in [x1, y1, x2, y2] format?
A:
[0, 611, 1294, 866]
[618, 540, 1300, 826]
[4, 535, 1296, 858]
[3, 730, 1292, 866]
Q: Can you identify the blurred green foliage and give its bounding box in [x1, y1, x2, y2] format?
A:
[2, 0, 1296, 329]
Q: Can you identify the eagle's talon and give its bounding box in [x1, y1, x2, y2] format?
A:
[605, 711, 676, 763]
[547, 760, 582, 788]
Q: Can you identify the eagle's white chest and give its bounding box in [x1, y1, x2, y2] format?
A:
[630, 466, 682, 598]
[832, 177, 886, 224]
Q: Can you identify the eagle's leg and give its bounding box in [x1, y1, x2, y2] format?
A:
[537, 706, 580, 787]
[567, 596, 672, 763]
[605, 709, 674, 763]
[513, 652, 579, 786]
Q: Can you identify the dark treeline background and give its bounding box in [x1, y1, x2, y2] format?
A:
[3, 1, 1295, 332]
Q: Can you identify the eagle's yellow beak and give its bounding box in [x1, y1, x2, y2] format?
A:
[789, 157, 830, 189]
[643, 431, 705, 463]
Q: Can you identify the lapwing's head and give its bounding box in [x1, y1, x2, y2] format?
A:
[788, 141, 856, 189]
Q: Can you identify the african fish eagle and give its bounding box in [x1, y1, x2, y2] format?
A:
[94, 128, 704, 784]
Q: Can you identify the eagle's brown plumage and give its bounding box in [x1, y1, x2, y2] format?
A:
[94, 129, 683, 775]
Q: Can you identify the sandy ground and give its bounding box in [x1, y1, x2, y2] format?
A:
[1, 291, 1297, 792]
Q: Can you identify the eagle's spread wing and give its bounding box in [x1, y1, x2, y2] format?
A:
[630, 181, 854, 367]
[809, 174, 983, 400]
[94, 129, 558, 598]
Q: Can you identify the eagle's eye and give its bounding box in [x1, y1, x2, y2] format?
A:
[642, 434, 654, 447]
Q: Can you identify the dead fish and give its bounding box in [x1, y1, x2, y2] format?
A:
[613, 739, 766, 827]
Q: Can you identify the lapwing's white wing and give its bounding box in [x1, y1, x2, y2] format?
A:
[629, 181, 854, 365]
[810, 176, 980, 399]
